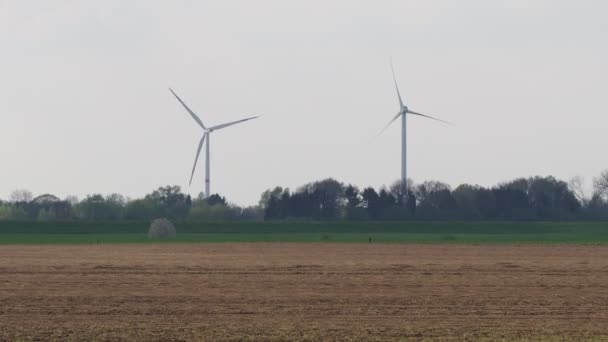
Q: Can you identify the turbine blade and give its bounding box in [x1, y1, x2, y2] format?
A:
[209, 116, 259, 131]
[390, 59, 405, 110]
[189, 133, 207, 186]
[169, 88, 206, 129]
[377, 112, 402, 136]
[407, 110, 452, 125]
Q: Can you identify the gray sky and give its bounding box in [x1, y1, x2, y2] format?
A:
[1, 0, 607, 206]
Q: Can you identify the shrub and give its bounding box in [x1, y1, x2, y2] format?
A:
[148, 218, 176, 239]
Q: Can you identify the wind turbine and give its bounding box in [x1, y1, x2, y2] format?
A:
[169, 88, 259, 198]
[378, 61, 451, 203]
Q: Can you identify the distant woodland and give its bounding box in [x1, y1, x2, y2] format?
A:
[2, 171, 608, 222]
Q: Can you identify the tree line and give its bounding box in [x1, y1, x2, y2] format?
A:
[1, 171, 608, 221]
[0, 186, 259, 222]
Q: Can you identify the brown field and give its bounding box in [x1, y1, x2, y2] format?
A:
[1, 244, 608, 341]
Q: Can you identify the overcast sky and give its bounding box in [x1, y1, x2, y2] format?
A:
[1, 0, 607, 205]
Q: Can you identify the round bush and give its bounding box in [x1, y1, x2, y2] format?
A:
[148, 218, 176, 239]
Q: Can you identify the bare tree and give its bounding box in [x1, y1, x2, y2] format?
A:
[569, 176, 589, 206]
[10, 189, 33, 203]
[64, 195, 79, 205]
[389, 178, 415, 204]
[593, 170, 608, 200]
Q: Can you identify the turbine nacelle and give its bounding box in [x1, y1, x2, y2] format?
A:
[378, 61, 452, 136]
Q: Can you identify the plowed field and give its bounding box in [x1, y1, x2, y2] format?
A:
[1, 244, 608, 341]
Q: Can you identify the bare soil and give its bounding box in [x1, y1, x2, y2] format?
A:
[1, 244, 608, 341]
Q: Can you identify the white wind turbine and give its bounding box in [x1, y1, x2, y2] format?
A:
[170, 88, 259, 198]
[378, 61, 451, 202]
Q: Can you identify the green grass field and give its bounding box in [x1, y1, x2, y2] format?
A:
[1, 221, 608, 244]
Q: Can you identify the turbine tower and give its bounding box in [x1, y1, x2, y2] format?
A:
[379, 61, 450, 203]
[169, 88, 259, 197]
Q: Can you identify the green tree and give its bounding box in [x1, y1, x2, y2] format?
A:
[75, 194, 123, 220]
[344, 184, 368, 220]
[304, 178, 345, 219]
[206, 194, 227, 207]
[124, 198, 159, 220]
[344, 185, 361, 208]
[145, 186, 191, 220]
[259, 187, 286, 209]
[361, 187, 380, 219]
[452, 184, 482, 219]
